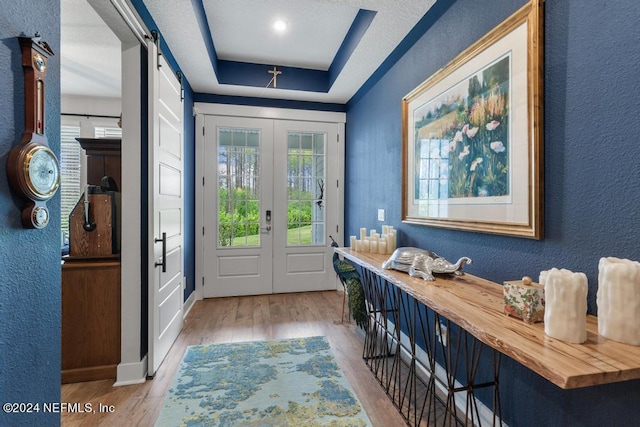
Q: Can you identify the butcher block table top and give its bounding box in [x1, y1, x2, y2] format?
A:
[335, 247, 640, 389]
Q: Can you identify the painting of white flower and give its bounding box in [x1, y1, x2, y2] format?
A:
[490, 141, 505, 153]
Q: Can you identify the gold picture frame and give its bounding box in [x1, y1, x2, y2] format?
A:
[402, 0, 544, 239]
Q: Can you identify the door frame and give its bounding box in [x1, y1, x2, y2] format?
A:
[86, 0, 149, 385]
[194, 103, 346, 301]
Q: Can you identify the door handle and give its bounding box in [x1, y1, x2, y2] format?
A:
[154, 232, 167, 273]
[261, 209, 272, 233]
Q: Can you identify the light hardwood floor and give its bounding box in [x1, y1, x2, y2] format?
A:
[61, 291, 408, 426]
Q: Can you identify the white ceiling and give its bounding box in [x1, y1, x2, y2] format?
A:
[207, 0, 360, 70]
[61, 0, 437, 104]
[61, 0, 122, 98]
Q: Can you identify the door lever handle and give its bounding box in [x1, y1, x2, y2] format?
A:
[154, 232, 167, 273]
[260, 225, 272, 233]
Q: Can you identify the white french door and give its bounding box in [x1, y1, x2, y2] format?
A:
[202, 114, 341, 297]
[203, 116, 274, 297]
[272, 120, 339, 293]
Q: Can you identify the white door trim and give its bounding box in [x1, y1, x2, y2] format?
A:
[87, 0, 148, 385]
[193, 103, 346, 124]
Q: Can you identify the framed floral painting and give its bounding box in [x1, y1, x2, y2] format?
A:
[402, 0, 544, 239]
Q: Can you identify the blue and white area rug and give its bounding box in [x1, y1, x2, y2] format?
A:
[155, 336, 372, 426]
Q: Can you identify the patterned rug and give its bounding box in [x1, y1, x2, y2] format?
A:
[155, 336, 372, 426]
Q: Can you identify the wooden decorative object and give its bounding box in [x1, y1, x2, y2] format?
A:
[69, 191, 120, 257]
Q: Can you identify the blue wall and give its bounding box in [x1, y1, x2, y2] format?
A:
[183, 81, 196, 299]
[345, 0, 640, 425]
[0, 1, 61, 425]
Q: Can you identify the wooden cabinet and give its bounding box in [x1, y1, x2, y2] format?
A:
[61, 258, 121, 383]
[76, 138, 122, 191]
[62, 137, 122, 383]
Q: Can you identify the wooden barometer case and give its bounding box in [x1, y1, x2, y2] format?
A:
[7, 34, 59, 229]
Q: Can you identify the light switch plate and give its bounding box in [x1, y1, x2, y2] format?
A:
[378, 209, 385, 221]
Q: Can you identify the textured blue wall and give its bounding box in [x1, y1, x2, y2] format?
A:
[183, 81, 196, 299]
[0, 1, 61, 425]
[345, 0, 640, 425]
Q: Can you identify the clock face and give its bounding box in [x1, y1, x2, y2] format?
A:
[32, 205, 50, 228]
[25, 145, 60, 199]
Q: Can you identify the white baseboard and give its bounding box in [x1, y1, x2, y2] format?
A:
[114, 291, 194, 388]
[183, 290, 196, 319]
[383, 319, 506, 427]
[114, 355, 148, 386]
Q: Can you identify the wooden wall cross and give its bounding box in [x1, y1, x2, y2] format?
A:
[267, 66, 282, 88]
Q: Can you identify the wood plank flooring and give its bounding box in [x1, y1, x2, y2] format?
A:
[61, 291, 409, 426]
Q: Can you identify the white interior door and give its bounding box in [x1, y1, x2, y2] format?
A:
[203, 115, 340, 297]
[148, 39, 184, 376]
[203, 116, 274, 297]
[272, 120, 339, 293]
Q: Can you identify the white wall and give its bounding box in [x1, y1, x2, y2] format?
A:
[61, 94, 121, 118]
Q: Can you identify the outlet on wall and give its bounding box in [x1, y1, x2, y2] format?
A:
[378, 209, 385, 221]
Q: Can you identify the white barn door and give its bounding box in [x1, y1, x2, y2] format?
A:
[147, 36, 184, 376]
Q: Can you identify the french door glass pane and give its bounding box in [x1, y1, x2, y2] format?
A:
[286, 132, 326, 246]
[218, 127, 261, 247]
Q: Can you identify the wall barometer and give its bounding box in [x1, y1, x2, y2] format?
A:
[7, 34, 59, 229]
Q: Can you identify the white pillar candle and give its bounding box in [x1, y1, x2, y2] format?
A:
[387, 230, 397, 253]
[370, 240, 378, 254]
[597, 257, 640, 346]
[360, 228, 367, 240]
[349, 236, 356, 249]
[362, 240, 370, 253]
[540, 268, 587, 343]
[378, 240, 387, 255]
[355, 239, 362, 252]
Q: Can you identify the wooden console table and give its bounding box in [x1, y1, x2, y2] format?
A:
[334, 248, 640, 426]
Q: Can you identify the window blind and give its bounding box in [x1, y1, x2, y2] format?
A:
[60, 125, 81, 242]
[94, 126, 122, 138]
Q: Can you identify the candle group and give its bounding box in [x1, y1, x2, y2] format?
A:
[350, 226, 396, 255]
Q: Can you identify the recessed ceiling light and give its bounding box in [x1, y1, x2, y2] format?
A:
[273, 19, 288, 33]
